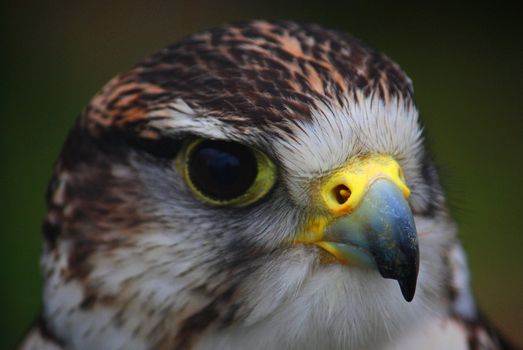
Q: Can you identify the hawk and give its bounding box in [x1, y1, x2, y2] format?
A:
[20, 20, 515, 350]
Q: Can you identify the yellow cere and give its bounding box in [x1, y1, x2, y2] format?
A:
[320, 154, 410, 216]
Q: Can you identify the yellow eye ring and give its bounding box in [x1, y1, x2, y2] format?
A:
[178, 138, 277, 207]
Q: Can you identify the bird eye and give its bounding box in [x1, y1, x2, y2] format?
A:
[180, 139, 277, 206]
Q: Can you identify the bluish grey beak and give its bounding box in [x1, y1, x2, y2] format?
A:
[322, 179, 419, 302]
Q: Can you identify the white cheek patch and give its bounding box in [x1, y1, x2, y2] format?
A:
[274, 93, 424, 204]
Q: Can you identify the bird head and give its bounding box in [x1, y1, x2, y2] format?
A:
[41, 20, 457, 349]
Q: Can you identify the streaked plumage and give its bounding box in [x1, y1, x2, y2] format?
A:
[20, 20, 515, 350]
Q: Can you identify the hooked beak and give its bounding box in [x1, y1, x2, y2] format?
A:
[295, 155, 419, 302]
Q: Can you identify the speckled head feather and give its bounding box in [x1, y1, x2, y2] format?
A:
[84, 20, 413, 138]
[24, 20, 514, 350]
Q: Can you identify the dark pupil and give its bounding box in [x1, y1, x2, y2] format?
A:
[188, 141, 258, 201]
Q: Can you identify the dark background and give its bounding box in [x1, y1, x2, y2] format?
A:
[1, 1, 522, 348]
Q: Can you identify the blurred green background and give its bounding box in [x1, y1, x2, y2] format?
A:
[1, 1, 521, 348]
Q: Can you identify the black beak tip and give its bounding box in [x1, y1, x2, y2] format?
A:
[374, 253, 419, 302]
[398, 278, 417, 302]
[376, 264, 419, 302]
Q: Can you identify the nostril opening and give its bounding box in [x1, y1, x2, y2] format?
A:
[333, 184, 351, 205]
